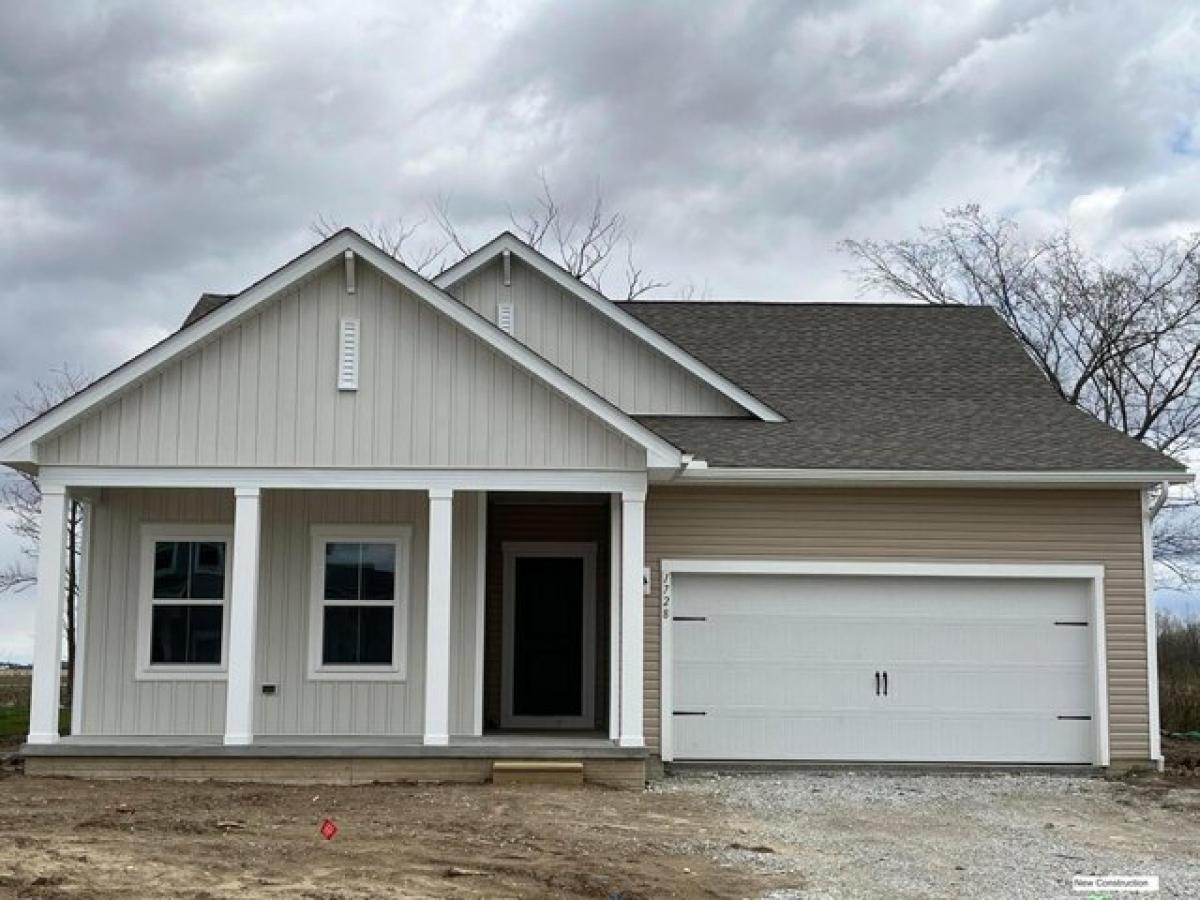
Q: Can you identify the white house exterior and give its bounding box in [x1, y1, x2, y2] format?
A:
[1, 229, 1189, 786]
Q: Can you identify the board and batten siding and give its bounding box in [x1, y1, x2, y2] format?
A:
[79, 488, 484, 737]
[39, 261, 644, 471]
[446, 257, 745, 417]
[643, 486, 1153, 763]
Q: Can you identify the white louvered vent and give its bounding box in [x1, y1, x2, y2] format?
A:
[337, 317, 360, 391]
[497, 302, 515, 335]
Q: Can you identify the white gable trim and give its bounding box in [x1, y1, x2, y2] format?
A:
[0, 231, 683, 470]
[434, 233, 785, 423]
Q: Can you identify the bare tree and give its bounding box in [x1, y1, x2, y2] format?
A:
[841, 205, 1200, 580]
[313, 174, 668, 300]
[1, 366, 91, 707]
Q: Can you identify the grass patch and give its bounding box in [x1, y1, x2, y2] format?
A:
[1159, 612, 1200, 734]
[0, 705, 71, 740]
[0, 668, 70, 739]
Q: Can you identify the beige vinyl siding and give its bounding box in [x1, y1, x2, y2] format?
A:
[41, 261, 644, 471]
[79, 488, 485, 737]
[447, 257, 744, 417]
[643, 486, 1152, 763]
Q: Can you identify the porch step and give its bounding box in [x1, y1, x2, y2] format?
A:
[491, 760, 585, 786]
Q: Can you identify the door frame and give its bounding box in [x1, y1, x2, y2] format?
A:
[501, 541, 598, 729]
[658, 559, 1108, 765]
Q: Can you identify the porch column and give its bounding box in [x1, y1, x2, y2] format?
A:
[224, 487, 261, 745]
[619, 490, 645, 748]
[609, 494, 622, 741]
[424, 488, 453, 745]
[27, 485, 69, 745]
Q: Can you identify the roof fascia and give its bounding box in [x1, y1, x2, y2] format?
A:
[660, 466, 1193, 488]
[0, 233, 350, 463]
[434, 233, 786, 423]
[0, 231, 682, 470]
[349, 235, 682, 468]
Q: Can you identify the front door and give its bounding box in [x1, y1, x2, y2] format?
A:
[501, 542, 596, 729]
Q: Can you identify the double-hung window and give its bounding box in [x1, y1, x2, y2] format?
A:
[137, 525, 232, 679]
[308, 526, 410, 680]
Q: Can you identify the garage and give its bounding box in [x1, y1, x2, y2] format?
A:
[662, 562, 1106, 765]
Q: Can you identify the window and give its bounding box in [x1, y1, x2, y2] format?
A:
[309, 526, 410, 680]
[137, 525, 233, 680]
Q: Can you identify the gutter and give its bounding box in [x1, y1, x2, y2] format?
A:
[662, 463, 1194, 489]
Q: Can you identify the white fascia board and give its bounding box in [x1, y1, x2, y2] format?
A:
[0, 234, 348, 462]
[670, 467, 1194, 488]
[434, 233, 785, 424]
[349, 236, 681, 468]
[38, 465, 650, 495]
[0, 230, 682, 471]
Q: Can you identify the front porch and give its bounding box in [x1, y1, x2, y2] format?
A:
[24, 469, 649, 786]
[21, 733, 646, 788]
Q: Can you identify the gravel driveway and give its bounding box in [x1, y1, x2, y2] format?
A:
[659, 771, 1200, 899]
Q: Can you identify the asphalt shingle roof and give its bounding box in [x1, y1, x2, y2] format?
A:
[622, 301, 1184, 473]
[181, 286, 1183, 473]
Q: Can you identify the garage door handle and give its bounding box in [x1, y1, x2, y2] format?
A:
[883, 671, 888, 696]
[875, 671, 880, 696]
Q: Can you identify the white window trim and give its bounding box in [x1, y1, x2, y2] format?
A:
[307, 524, 411, 682]
[136, 523, 234, 682]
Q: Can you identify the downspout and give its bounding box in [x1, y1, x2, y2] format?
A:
[1148, 480, 1170, 519]
[1143, 480, 1170, 771]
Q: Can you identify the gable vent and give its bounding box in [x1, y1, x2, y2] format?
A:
[497, 302, 515, 335]
[337, 317, 360, 391]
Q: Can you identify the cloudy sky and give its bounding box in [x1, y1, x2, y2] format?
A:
[1, 0, 1199, 659]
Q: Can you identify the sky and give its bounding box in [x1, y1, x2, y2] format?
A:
[1, 0, 1199, 660]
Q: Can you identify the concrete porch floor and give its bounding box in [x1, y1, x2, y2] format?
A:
[19, 733, 648, 789]
[22, 732, 643, 758]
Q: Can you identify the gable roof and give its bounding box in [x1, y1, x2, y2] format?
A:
[0, 230, 683, 469]
[623, 301, 1188, 477]
[432, 232, 784, 423]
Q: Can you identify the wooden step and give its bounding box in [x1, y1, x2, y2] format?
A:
[491, 760, 585, 786]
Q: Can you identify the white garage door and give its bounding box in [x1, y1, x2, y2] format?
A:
[669, 573, 1098, 764]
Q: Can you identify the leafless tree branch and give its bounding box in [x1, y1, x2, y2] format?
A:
[312, 173, 672, 300]
[841, 206, 1200, 582]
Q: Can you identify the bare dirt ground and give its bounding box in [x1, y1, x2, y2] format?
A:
[0, 773, 772, 899]
[1, 768, 1199, 900]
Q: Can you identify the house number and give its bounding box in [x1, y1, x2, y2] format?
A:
[661, 571, 672, 620]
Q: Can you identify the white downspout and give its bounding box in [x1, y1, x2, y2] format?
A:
[1143, 480, 1170, 771]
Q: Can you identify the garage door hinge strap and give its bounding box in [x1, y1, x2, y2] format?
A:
[1053, 621, 1088, 626]
[1056, 715, 1092, 720]
[672, 616, 707, 622]
[672, 710, 707, 716]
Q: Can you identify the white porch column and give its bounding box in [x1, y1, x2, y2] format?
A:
[224, 487, 261, 746]
[27, 486, 69, 745]
[609, 493, 622, 741]
[619, 489, 645, 748]
[424, 488, 454, 746]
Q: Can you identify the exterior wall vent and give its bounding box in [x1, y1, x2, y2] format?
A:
[337, 317, 360, 391]
[497, 302, 515, 336]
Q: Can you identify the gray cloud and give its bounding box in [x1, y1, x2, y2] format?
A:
[0, 0, 1198, 657]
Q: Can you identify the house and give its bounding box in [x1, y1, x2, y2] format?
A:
[1, 229, 1189, 787]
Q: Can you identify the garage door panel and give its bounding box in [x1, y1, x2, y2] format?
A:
[883, 664, 1093, 714]
[670, 572, 1096, 764]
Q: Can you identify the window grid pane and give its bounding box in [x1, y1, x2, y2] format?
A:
[150, 604, 223, 665]
[322, 605, 394, 666]
[153, 540, 226, 601]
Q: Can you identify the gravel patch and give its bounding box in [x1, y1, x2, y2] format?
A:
[657, 771, 1200, 899]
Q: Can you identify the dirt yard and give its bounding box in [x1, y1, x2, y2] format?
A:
[0, 773, 769, 899]
[1, 769, 1199, 900]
